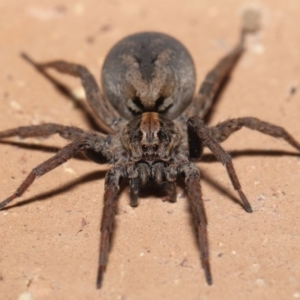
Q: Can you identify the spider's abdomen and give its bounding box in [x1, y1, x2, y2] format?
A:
[102, 32, 196, 120]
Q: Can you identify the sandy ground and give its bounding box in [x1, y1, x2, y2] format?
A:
[0, 1, 300, 299]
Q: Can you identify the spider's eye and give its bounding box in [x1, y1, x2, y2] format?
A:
[142, 145, 148, 152]
[155, 97, 165, 110]
[153, 144, 159, 152]
[157, 130, 167, 141]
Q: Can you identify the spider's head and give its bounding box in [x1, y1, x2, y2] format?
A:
[121, 112, 181, 163]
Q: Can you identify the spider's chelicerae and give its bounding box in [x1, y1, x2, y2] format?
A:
[1, 10, 300, 288]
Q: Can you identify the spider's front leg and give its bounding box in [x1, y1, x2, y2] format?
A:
[97, 164, 126, 288]
[179, 162, 212, 284]
[188, 116, 253, 213]
[0, 134, 112, 210]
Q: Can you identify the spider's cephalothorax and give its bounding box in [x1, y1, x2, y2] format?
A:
[121, 112, 182, 163]
[1, 10, 300, 289]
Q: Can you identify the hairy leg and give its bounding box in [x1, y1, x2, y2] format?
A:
[0, 123, 87, 141]
[188, 116, 252, 213]
[180, 162, 212, 284]
[184, 10, 260, 120]
[21, 53, 119, 134]
[97, 165, 125, 288]
[0, 133, 111, 210]
[210, 117, 300, 151]
[0, 139, 84, 209]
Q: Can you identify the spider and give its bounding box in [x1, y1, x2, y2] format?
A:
[1, 10, 300, 289]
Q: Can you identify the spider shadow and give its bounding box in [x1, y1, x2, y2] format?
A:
[199, 148, 299, 207]
[1, 170, 107, 210]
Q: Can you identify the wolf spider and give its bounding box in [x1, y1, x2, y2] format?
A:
[1, 11, 300, 288]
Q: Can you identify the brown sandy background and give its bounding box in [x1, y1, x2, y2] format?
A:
[0, 1, 299, 299]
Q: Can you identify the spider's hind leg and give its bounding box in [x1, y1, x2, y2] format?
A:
[184, 9, 261, 121]
[21, 53, 119, 134]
